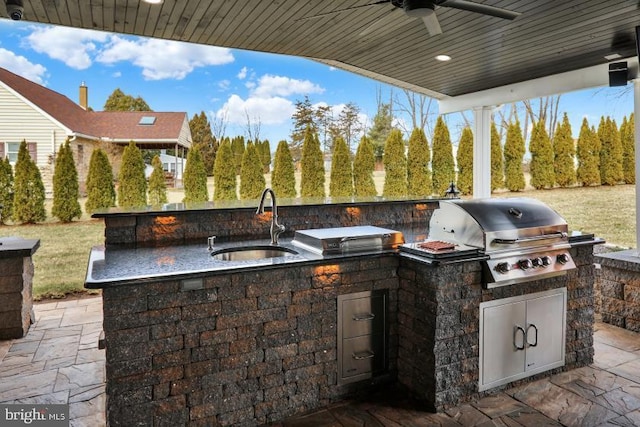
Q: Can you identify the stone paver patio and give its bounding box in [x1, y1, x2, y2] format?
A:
[0, 296, 639, 426]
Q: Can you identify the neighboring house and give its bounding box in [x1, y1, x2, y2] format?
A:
[144, 150, 187, 180]
[0, 66, 192, 195]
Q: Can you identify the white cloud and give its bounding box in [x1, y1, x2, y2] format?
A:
[218, 79, 230, 91]
[25, 26, 108, 70]
[237, 66, 248, 79]
[0, 48, 47, 84]
[217, 94, 295, 125]
[251, 74, 324, 98]
[96, 36, 234, 80]
[112, 71, 122, 78]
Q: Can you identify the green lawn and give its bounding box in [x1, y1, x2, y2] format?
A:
[0, 183, 635, 300]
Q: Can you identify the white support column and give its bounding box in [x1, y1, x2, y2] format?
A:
[634, 80, 640, 252]
[472, 106, 492, 199]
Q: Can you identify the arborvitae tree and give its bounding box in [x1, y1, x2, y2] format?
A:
[329, 136, 353, 198]
[148, 155, 168, 205]
[12, 140, 46, 224]
[190, 111, 218, 176]
[407, 127, 431, 197]
[490, 121, 504, 191]
[353, 136, 377, 197]
[382, 128, 407, 197]
[0, 157, 14, 224]
[456, 127, 474, 195]
[239, 143, 266, 199]
[52, 140, 82, 222]
[621, 114, 635, 184]
[231, 136, 245, 175]
[271, 140, 296, 198]
[257, 140, 272, 173]
[300, 127, 325, 198]
[599, 116, 624, 185]
[529, 120, 555, 189]
[552, 113, 576, 187]
[183, 147, 209, 203]
[85, 148, 116, 214]
[103, 88, 151, 111]
[213, 140, 237, 200]
[117, 141, 147, 208]
[431, 116, 455, 195]
[290, 95, 317, 161]
[504, 120, 526, 192]
[576, 120, 601, 186]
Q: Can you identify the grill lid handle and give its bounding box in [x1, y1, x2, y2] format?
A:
[492, 231, 567, 245]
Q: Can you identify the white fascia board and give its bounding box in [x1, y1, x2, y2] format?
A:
[439, 57, 639, 114]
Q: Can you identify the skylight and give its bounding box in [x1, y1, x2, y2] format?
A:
[139, 116, 156, 125]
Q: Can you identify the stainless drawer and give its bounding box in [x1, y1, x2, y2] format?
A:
[341, 293, 385, 339]
[341, 334, 385, 380]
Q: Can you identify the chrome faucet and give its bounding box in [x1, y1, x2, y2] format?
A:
[256, 188, 285, 245]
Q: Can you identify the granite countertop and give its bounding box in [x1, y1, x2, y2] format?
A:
[0, 236, 40, 259]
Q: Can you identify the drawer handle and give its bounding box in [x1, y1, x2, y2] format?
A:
[352, 350, 375, 360]
[353, 313, 375, 321]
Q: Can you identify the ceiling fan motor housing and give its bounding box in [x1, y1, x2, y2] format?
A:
[402, 0, 436, 17]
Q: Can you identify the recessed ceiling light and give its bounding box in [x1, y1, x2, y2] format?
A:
[142, 0, 163, 4]
[435, 54, 451, 62]
[604, 53, 622, 61]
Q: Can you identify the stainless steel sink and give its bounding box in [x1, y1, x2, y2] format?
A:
[211, 245, 298, 261]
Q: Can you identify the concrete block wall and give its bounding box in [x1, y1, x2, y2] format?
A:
[0, 257, 34, 339]
[101, 256, 399, 426]
[595, 249, 640, 332]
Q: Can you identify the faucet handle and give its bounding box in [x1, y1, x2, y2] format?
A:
[207, 236, 216, 251]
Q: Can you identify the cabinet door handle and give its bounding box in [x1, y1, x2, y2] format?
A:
[514, 326, 526, 350]
[353, 313, 375, 321]
[352, 350, 375, 360]
[526, 324, 538, 347]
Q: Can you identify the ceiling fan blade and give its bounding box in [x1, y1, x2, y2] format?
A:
[297, 0, 389, 20]
[422, 12, 442, 36]
[359, 8, 405, 37]
[439, 0, 521, 20]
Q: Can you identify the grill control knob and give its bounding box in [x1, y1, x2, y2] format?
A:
[557, 253, 570, 265]
[518, 259, 533, 270]
[541, 256, 552, 266]
[531, 257, 543, 267]
[495, 262, 511, 274]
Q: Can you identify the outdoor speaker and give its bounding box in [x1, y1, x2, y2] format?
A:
[609, 62, 628, 87]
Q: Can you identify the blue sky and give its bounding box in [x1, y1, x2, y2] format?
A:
[0, 19, 634, 145]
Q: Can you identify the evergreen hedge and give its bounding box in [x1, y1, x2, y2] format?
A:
[490, 122, 504, 191]
[382, 128, 407, 197]
[504, 120, 526, 192]
[189, 111, 217, 176]
[0, 157, 14, 224]
[13, 140, 46, 224]
[300, 127, 325, 198]
[576, 118, 600, 186]
[231, 136, 245, 175]
[456, 127, 473, 195]
[329, 136, 353, 198]
[52, 140, 82, 222]
[240, 143, 266, 199]
[407, 127, 431, 197]
[431, 116, 455, 195]
[552, 113, 576, 187]
[529, 120, 555, 189]
[148, 155, 168, 205]
[621, 114, 635, 184]
[353, 136, 377, 197]
[85, 148, 116, 214]
[183, 147, 209, 203]
[271, 140, 296, 198]
[213, 140, 237, 200]
[599, 116, 624, 185]
[117, 141, 147, 208]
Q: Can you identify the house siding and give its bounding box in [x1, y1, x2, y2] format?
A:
[178, 115, 192, 148]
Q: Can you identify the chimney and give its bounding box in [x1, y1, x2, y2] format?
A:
[79, 81, 88, 110]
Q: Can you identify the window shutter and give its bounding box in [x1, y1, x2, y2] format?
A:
[0, 143, 4, 159]
[27, 143, 37, 162]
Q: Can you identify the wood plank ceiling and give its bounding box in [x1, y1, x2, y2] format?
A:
[4, 0, 640, 98]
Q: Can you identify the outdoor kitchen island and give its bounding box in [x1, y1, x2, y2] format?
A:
[86, 199, 601, 426]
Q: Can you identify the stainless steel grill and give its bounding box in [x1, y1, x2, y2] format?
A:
[427, 197, 576, 288]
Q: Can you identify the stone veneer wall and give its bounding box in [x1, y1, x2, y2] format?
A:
[102, 256, 399, 426]
[98, 200, 437, 247]
[0, 257, 35, 340]
[396, 244, 597, 411]
[595, 250, 640, 332]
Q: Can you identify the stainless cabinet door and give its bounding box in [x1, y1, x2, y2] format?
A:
[480, 300, 527, 387]
[341, 293, 385, 339]
[525, 291, 566, 371]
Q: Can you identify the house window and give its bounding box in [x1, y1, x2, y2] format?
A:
[139, 116, 156, 125]
[6, 142, 20, 164]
